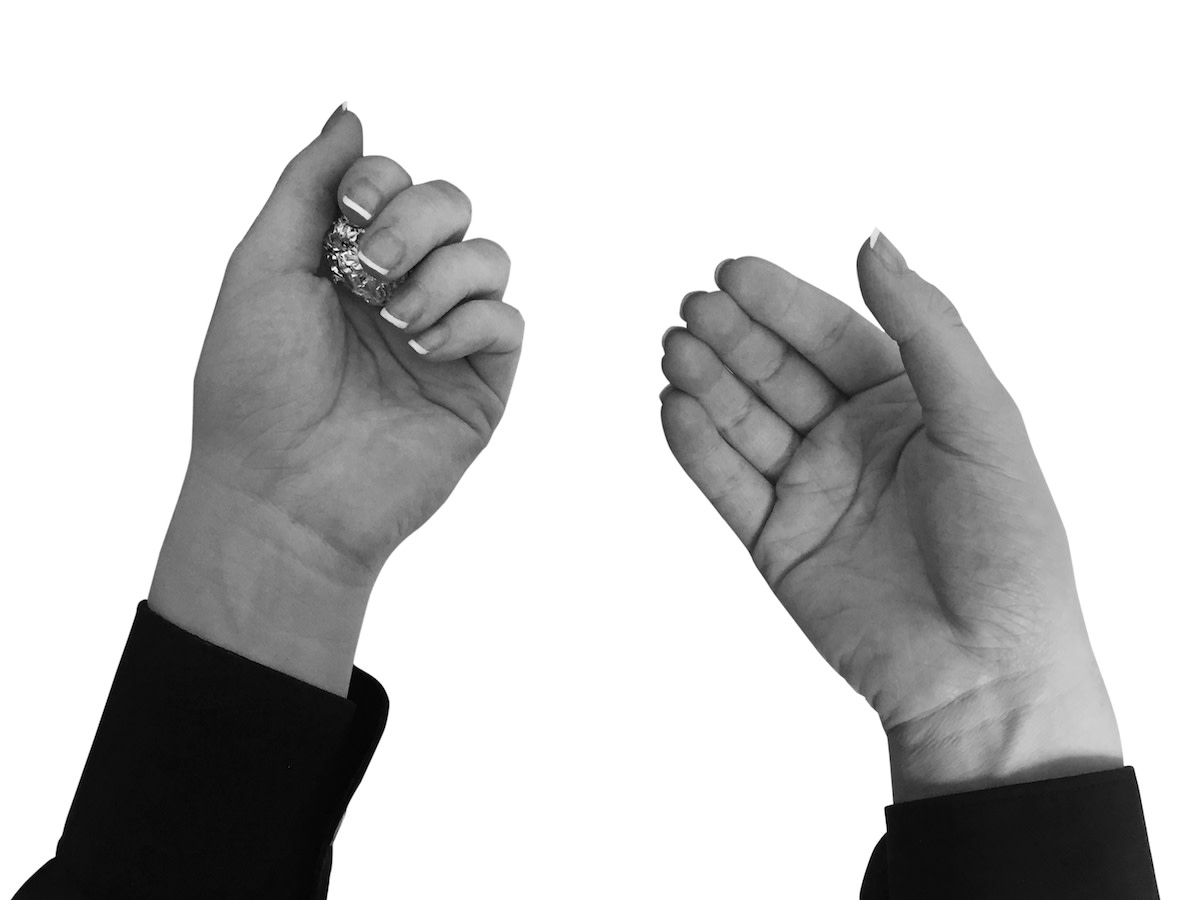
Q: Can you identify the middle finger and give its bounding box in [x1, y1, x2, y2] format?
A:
[357, 179, 472, 282]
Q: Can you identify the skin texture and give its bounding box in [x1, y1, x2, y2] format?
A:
[660, 235, 1122, 801]
[149, 108, 523, 696]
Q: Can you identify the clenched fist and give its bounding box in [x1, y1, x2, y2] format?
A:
[149, 106, 523, 695]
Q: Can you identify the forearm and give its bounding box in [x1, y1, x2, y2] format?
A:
[148, 462, 377, 697]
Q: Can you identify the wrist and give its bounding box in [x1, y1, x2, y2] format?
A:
[885, 666, 1123, 803]
[148, 462, 378, 697]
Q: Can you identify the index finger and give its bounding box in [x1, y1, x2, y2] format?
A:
[716, 256, 905, 396]
[336, 155, 414, 226]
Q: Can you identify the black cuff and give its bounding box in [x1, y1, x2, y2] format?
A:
[870, 766, 1158, 899]
[42, 600, 387, 899]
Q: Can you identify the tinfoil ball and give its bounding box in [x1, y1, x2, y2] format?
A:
[321, 215, 406, 307]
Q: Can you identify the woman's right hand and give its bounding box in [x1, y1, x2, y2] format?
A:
[150, 107, 523, 695]
[660, 232, 1122, 801]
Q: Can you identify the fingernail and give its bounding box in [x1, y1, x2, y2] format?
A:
[358, 229, 404, 277]
[342, 178, 381, 221]
[414, 328, 446, 352]
[679, 290, 706, 319]
[659, 385, 672, 402]
[661, 326, 678, 347]
[380, 307, 408, 329]
[343, 195, 373, 220]
[322, 101, 349, 133]
[714, 258, 734, 282]
[869, 229, 907, 274]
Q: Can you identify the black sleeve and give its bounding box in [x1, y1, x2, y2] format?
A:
[13, 600, 388, 900]
[858, 765, 1159, 899]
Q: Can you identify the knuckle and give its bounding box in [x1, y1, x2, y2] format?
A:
[361, 154, 411, 186]
[924, 283, 962, 325]
[407, 187, 443, 218]
[361, 153, 397, 169]
[408, 254, 453, 298]
[274, 158, 305, 196]
[428, 179, 472, 215]
[400, 273, 436, 307]
[509, 306, 526, 336]
[754, 347, 791, 387]
[418, 242, 457, 271]
[474, 238, 511, 275]
[815, 306, 855, 354]
[280, 151, 306, 180]
[725, 398, 756, 433]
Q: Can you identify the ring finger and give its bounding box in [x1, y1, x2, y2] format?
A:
[377, 238, 509, 334]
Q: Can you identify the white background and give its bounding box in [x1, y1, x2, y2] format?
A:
[2, 1, 1196, 896]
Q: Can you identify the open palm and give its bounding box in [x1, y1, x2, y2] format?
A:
[661, 240, 1113, 766]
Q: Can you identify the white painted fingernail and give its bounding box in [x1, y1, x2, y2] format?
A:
[339, 100, 348, 112]
[408, 339, 428, 355]
[343, 195, 373, 220]
[358, 251, 389, 276]
[380, 308, 407, 329]
[869, 227, 881, 249]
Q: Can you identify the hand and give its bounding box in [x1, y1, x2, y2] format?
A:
[660, 233, 1121, 801]
[149, 106, 523, 695]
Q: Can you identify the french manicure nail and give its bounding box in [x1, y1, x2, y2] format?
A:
[358, 229, 404, 276]
[342, 179, 380, 222]
[359, 253, 389, 276]
[342, 194, 373, 221]
[380, 308, 408, 329]
[869, 229, 907, 274]
[410, 328, 447, 354]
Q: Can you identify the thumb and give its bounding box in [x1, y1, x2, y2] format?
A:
[856, 230, 1019, 450]
[234, 104, 364, 279]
